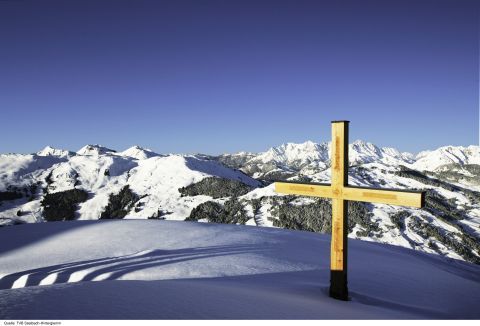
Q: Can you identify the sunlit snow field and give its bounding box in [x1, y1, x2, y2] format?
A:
[0, 220, 478, 319]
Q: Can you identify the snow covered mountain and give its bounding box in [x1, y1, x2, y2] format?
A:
[37, 146, 75, 158]
[217, 140, 416, 180]
[249, 140, 330, 170]
[0, 142, 479, 265]
[413, 145, 480, 171]
[76, 144, 116, 156]
[0, 147, 259, 223]
[119, 145, 161, 160]
[349, 140, 415, 166]
[0, 220, 478, 319]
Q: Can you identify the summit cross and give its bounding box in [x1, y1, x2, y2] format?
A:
[274, 121, 425, 301]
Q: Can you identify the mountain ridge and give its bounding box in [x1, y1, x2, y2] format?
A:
[22, 140, 480, 171]
[1, 141, 479, 265]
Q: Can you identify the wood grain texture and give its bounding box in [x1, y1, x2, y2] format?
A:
[275, 182, 424, 207]
[331, 198, 347, 271]
[275, 182, 333, 198]
[330, 121, 348, 272]
[342, 187, 424, 208]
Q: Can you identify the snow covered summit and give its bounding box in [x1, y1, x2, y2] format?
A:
[253, 140, 330, 169]
[37, 146, 74, 158]
[119, 145, 161, 160]
[228, 139, 418, 179]
[76, 144, 117, 156]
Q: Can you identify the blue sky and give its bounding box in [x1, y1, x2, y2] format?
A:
[0, 0, 478, 155]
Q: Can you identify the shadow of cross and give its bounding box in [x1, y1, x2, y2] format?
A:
[274, 120, 426, 301]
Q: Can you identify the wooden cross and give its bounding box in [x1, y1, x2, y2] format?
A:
[274, 121, 425, 301]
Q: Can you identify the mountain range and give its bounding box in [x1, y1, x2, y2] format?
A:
[0, 140, 479, 264]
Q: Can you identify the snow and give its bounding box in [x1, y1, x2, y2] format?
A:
[251, 140, 330, 170]
[0, 154, 66, 189]
[0, 220, 478, 319]
[37, 146, 74, 158]
[413, 145, 480, 171]
[123, 155, 261, 219]
[0, 151, 261, 223]
[349, 140, 414, 166]
[76, 144, 116, 156]
[249, 140, 416, 172]
[241, 183, 277, 199]
[119, 145, 161, 160]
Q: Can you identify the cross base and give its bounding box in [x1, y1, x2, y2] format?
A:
[329, 270, 349, 301]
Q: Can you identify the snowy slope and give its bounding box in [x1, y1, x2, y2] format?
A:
[123, 155, 260, 219]
[0, 149, 260, 223]
[0, 153, 67, 190]
[0, 220, 478, 319]
[413, 145, 480, 171]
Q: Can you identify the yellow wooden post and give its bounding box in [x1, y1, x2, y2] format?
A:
[274, 121, 425, 301]
[330, 121, 349, 300]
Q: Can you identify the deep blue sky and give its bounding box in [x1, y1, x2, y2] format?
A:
[0, 0, 478, 155]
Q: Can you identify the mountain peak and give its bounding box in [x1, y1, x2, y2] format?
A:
[76, 144, 116, 156]
[280, 140, 320, 148]
[120, 146, 160, 160]
[37, 146, 74, 158]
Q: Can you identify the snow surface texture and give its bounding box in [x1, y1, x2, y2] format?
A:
[0, 220, 479, 319]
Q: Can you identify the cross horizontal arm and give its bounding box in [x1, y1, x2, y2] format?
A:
[274, 182, 425, 208]
[342, 186, 425, 208]
[275, 181, 333, 198]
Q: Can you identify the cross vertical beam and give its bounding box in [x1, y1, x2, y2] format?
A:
[330, 121, 349, 300]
